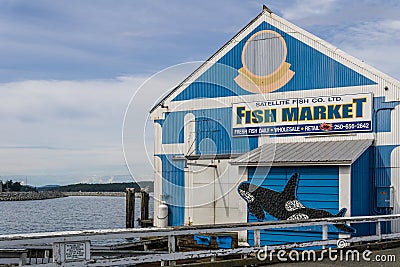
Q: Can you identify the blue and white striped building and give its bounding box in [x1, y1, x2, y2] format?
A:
[149, 6, 400, 245]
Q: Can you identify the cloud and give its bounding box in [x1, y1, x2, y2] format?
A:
[0, 1, 261, 83]
[1, 1, 399, 84]
[324, 18, 400, 79]
[0, 62, 199, 185]
[0, 76, 144, 184]
[331, 19, 400, 46]
[279, 0, 338, 20]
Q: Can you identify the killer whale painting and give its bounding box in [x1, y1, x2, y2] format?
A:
[238, 173, 355, 233]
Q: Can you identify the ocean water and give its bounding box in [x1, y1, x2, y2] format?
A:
[0, 196, 153, 235]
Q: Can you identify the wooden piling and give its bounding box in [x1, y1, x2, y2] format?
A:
[140, 190, 149, 222]
[126, 188, 135, 228]
[139, 189, 153, 227]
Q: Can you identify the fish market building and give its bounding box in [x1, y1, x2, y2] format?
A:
[149, 6, 400, 245]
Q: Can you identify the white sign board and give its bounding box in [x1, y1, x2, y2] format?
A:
[232, 93, 372, 136]
[65, 242, 86, 261]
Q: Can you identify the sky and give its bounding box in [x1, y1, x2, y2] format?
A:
[0, 0, 399, 186]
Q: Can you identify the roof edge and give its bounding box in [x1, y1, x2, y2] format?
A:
[268, 12, 400, 89]
[149, 6, 268, 114]
[230, 161, 353, 166]
[150, 5, 400, 115]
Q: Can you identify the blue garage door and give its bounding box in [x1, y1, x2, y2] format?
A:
[247, 166, 340, 246]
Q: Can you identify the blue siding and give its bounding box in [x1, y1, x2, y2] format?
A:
[158, 107, 258, 226]
[374, 145, 397, 234]
[195, 116, 231, 155]
[247, 166, 339, 247]
[351, 145, 397, 235]
[161, 112, 185, 144]
[375, 146, 397, 188]
[173, 21, 376, 101]
[373, 97, 400, 133]
[195, 115, 257, 155]
[158, 155, 185, 226]
[351, 148, 374, 235]
[160, 108, 258, 154]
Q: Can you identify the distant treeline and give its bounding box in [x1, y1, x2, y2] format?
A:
[41, 181, 154, 192]
[0, 180, 37, 192]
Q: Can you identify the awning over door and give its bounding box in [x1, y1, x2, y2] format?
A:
[230, 139, 373, 166]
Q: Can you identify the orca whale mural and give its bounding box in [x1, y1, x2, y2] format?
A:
[238, 173, 355, 233]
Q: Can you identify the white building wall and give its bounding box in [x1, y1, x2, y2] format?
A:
[184, 159, 247, 226]
[391, 147, 400, 232]
[153, 123, 162, 227]
[339, 166, 352, 238]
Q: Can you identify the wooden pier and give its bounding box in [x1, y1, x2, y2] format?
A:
[1, 214, 400, 266]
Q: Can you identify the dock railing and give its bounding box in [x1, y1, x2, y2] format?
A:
[1, 214, 400, 266]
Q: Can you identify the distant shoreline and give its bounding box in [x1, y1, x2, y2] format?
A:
[62, 191, 153, 197]
[0, 191, 154, 201]
[62, 191, 126, 197]
[0, 191, 66, 201]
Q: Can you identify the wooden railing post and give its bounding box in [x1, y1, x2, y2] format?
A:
[242, 254, 248, 267]
[376, 221, 382, 240]
[254, 229, 261, 247]
[168, 235, 176, 253]
[18, 251, 27, 266]
[168, 235, 176, 266]
[322, 225, 328, 249]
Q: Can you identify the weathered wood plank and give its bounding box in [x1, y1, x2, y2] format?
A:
[376, 221, 382, 240]
[14, 232, 400, 267]
[254, 230, 260, 247]
[2, 214, 400, 247]
[86, 233, 400, 266]
[168, 235, 176, 253]
[173, 257, 266, 267]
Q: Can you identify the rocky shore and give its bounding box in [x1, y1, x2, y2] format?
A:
[0, 191, 66, 201]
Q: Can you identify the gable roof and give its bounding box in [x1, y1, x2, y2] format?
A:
[150, 5, 400, 115]
[149, 7, 267, 114]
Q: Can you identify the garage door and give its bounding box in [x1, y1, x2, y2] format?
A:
[247, 166, 340, 246]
